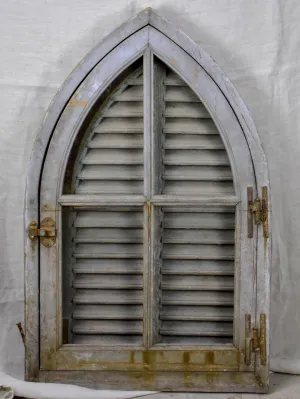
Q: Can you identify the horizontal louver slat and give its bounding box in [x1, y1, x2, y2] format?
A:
[163, 166, 232, 181]
[94, 118, 144, 133]
[165, 86, 200, 102]
[81, 149, 143, 165]
[163, 229, 234, 244]
[164, 134, 225, 150]
[73, 320, 142, 334]
[88, 134, 143, 149]
[162, 260, 234, 276]
[164, 150, 230, 166]
[160, 306, 233, 321]
[163, 181, 235, 195]
[74, 211, 143, 228]
[164, 103, 210, 118]
[161, 244, 234, 260]
[160, 321, 233, 336]
[73, 289, 143, 304]
[73, 259, 143, 275]
[161, 290, 234, 306]
[74, 228, 143, 243]
[102, 102, 143, 117]
[78, 165, 143, 180]
[114, 85, 143, 101]
[73, 336, 142, 345]
[73, 275, 143, 290]
[163, 211, 235, 229]
[161, 275, 234, 291]
[164, 119, 217, 134]
[73, 305, 143, 320]
[164, 71, 186, 86]
[75, 181, 143, 194]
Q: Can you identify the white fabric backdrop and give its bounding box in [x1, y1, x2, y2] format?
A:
[0, 0, 299, 379]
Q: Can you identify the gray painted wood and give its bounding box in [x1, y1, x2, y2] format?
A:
[39, 370, 267, 392]
[143, 48, 152, 199]
[24, 7, 270, 391]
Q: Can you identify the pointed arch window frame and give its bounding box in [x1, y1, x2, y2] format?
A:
[25, 8, 271, 392]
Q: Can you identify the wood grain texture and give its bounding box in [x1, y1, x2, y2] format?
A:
[39, 370, 268, 392]
[25, 8, 270, 391]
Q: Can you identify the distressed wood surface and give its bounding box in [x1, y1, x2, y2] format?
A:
[39, 370, 268, 392]
[25, 7, 270, 391]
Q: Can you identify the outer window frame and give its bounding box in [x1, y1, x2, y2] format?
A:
[25, 8, 270, 393]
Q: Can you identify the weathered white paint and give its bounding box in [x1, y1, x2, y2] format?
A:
[25, 9, 270, 392]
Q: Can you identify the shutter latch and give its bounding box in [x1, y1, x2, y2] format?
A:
[28, 217, 56, 247]
[245, 314, 267, 366]
[247, 186, 268, 238]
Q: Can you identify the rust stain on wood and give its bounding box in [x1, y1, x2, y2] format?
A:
[183, 351, 190, 365]
[69, 99, 88, 107]
[205, 351, 215, 366]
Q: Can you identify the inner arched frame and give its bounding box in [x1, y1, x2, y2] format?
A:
[61, 54, 237, 346]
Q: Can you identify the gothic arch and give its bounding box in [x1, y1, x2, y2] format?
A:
[25, 9, 270, 390]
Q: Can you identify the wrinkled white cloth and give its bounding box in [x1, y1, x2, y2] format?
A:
[0, 373, 155, 399]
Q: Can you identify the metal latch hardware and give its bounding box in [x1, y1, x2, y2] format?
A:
[245, 313, 267, 366]
[28, 217, 56, 248]
[247, 186, 269, 238]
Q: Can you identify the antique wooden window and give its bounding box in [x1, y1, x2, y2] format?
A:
[25, 8, 270, 393]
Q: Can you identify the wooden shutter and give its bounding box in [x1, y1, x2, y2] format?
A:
[35, 15, 269, 391]
[39, 41, 262, 391]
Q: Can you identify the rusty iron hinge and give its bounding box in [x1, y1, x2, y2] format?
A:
[247, 186, 269, 238]
[28, 217, 56, 247]
[245, 314, 267, 366]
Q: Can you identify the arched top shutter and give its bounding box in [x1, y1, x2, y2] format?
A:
[26, 9, 270, 393]
[76, 67, 144, 195]
[62, 59, 236, 348]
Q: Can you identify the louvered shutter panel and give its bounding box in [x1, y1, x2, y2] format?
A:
[162, 69, 234, 195]
[76, 70, 144, 195]
[66, 70, 145, 345]
[63, 61, 236, 348]
[155, 67, 235, 345]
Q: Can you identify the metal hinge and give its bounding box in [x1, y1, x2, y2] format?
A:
[28, 217, 56, 247]
[245, 314, 267, 366]
[247, 186, 269, 238]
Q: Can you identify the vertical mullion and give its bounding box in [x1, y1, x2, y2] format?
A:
[143, 48, 152, 348]
[148, 204, 163, 346]
[143, 202, 150, 348]
[151, 57, 166, 195]
[143, 48, 152, 198]
[149, 57, 166, 347]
